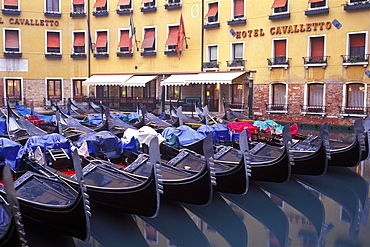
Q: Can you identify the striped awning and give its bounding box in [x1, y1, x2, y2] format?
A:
[185, 71, 246, 85]
[124, 75, 158, 87]
[160, 74, 198, 86]
[83, 75, 132, 86]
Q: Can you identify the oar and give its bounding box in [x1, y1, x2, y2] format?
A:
[3, 163, 28, 246]
[206, 112, 217, 125]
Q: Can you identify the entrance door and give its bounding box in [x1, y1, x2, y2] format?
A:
[205, 84, 219, 112]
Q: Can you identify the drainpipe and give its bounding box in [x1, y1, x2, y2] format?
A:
[87, 0, 91, 78]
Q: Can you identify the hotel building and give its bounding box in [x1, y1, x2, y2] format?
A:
[0, 0, 369, 126]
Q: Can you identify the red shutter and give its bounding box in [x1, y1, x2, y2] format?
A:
[311, 37, 324, 57]
[4, 0, 18, 6]
[274, 40, 286, 57]
[118, 0, 130, 5]
[166, 26, 179, 46]
[272, 0, 287, 8]
[47, 32, 60, 48]
[308, 0, 323, 3]
[72, 0, 84, 4]
[118, 30, 129, 47]
[141, 30, 155, 48]
[5, 30, 19, 49]
[350, 33, 365, 47]
[94, 0, 107, 8]
[234, 0, 244, 17]
[95, 32, 107, 48]
[73, 33, 85, 46]
[142, 0, 153, 3]
[205, 3, 218, 17]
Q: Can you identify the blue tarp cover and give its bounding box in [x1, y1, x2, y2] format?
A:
[15, 105, 53, 122]
[77, 130, 124, 155]
[161, 125, 205, 146]
[0, 118, 7, 135]
[24, 133, 72, 155]
[0, 138, 24, 170]
[211, 124, 232, 145]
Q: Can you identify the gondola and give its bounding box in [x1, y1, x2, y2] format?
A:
[1, 164, 27, 246]
[5, 103, 48, 145]
[0, 138, 90, 240]
[23, 133, 161, 217]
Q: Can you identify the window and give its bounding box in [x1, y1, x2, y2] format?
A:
[345, 83, 366, 109]
[166, 25, 179, 51]
[232, 0, 244, 19]
[349, 0, 368, 4]
[47, 79, 62, 100]
[72, 0, 85, 13]
[46, 0, 60, 12]
[342, 32, 368, 65]
[4, 29, 20, 53]
[166, 86, 181, 100]
[167, 0, 180, 4]
[308, 0, 326, 9]
[305, 36, 326, 64]
[95, 31, 108, 53]
[5, 78, 21, 100]
[205, 2, 218, 23]
[118, 29, 130, 53]
[144, 80, 156, 98]
[72, 32, 85, 54]
[271, 0, 288, 14]
[94, 0, 107, 11]
[3, 0, 19, 10]
[303, 82, 325, 114]
[228, 43, 244, 69]
[269, 39, 288, 67]
[46, 31, 61, 54]
[142, 0, 155, 8]
[118, 0, 131, 9]
[268, 83, 287, 111]
[73, 79, 84, 97]
[203, 45, 219, 70]
[141, 28, 156, 52]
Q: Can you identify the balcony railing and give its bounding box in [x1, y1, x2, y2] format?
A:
[302, 56, 330, 68]
[202, 61, 220, 71]
[341, 54, 369, 67]
[267, 56, 290, 69]
[265, 103, 289, 113]
[301, 105, 326, 116]
[339, 105, 368, 116]
[226, 59, 245, 70]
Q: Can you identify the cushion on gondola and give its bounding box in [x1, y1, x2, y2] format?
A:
[0, 138, 24, 170]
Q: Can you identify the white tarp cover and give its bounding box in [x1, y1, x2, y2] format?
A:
[124, 75, 158, 87]
[160, 74, 199, 87]
[185, 71, 246, 85]
[122, 126, 164, 147]
[83, 74, 133, 86]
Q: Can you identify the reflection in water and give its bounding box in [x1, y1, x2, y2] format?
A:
[20, 161, 369, 247]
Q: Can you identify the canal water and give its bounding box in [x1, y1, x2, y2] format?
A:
[22, 159, 370, 247]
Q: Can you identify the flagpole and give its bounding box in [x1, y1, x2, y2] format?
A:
[130, 12, 139, 52]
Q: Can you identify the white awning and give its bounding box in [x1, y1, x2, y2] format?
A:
[124, 75, 158, 87]
[83, 74, 133, 86]
[186, 71, 246, 85]
[160, 74, 198, 87]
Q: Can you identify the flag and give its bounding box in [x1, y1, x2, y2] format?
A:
[87, 20, 93, 53]
[175, 13, 186, 60]
[129, 13, 135, 54]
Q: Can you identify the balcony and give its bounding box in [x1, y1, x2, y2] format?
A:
[227, 18, 246, 25]
[165, 2, 181, 10]
[93, 52, 109, 58]
[344, 1, 370, 10]
[4, 51, 22, 57]
[339, 105, 368, 117]
[341, 54, 369, 67]
[302, 56, 330, 69]
[202, 61, 219, 71]
[93, 10, 108, 16]
[141, 6, 157, 12]
[305, 7, 329, 15]
[227, 59, 245, 70]
[45, 53, 62, 58]
[265, 103, 289, 114]
[2, 9, 21, 15]
[267, 56, 290, 69]
[70, 53, 86, 58]
[44, 11, 61, 17]
[117, 51, 133, 57]
[301, 105, 326, 117]
[70, 12, 86, 17]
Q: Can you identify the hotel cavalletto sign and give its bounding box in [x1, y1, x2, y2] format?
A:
[0, 16, 59, 26]
[234, 21, 332, 39]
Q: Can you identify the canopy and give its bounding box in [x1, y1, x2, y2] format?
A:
[124, 75, 157, 87]
[83, 74, 133, 86]
[186, 71, 246, 85]
[123, 126, 164, 147]
[160, 74, 198, 87]
[161, 125, 204, 146]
